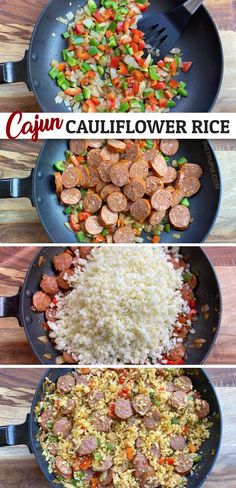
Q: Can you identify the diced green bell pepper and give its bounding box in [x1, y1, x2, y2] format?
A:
[77, 231, 86, 242]
[119, 101, 130, 112]
[54, 160, 65, 171]
[88, 0, 97, 14]
[48, 67, 59, 80]
[149, 66, 159, 81]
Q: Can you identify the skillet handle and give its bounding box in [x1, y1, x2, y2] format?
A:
[0, 288, 21, 323]
[0, 169, 35, 206]
[0, 51, 31, 89]
[0, 414, 32, 452]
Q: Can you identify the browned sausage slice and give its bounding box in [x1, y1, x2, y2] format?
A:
[143, 409, 162, 430]
[88, 167, 100, 188]
[40, 275, 59, 296]
[70, 139, 87, 155]
[175, 173, 200, 197]
[77, 435, 97, 456]
[92, 413, 112, 432]
[170, 435, 185, 451]
[79, 247, 92, 259]
[133, 453, 153, 479]
[55, 456, 73, 479]
[60, 398, 76, 415]
[100, 184, 120, 201]
[55, 172, 63, 194]
[151, 189, 172, 211]
[99, 205, 118, 226]
[124, 142, 141, 161]
[57, 269, 74, 290]
[196, 399, 210, 418]
[40, 409, 53, 430]
[83, 193, 102, 213]
[124, 178, 146, 201]
[53, 418, 72, 438]
[87, 149, 103, 169]
[114, 399, 133, 419]
[160, 139, 179, 156]
[57, 374, 75, 393]
[45, 307, 56, 322]
[130, 198, 151, 223]
[87, 389, 104, 408]
[85, 215, 104, 235]
[109, 162, 130, 186]
[162, 166, 177, 184]
[62, 167, 82, 188]
[151, 154, 167, 177]
[169, 205, 191, 230]
[174, 375, 193, 393]
[149, 210, 166, 226]
[170, 189, 185, 207]
[180, 163, 203, 179]
[32, 291, 51, 312]
[169, 390, 188, 409]
[94, 458, 113, 472]
[96, 179, 107, 193]
[113, 226, 136, 243]
[146, 176, 164, 195]
[174, 454, 193, 475]
[87, 139, 105, 149]
[61, 188, 81, 205]
[107, 140, 126, 153]
[168, 343, 186, 360]
[130, 159, 149, 179]
[143, 148, 158, 162]
[132, 394, 152, 416]
[52, 252, 73, 272]
[107, 192, 127, 212]
[100, 146, 119, 164]
[98, 160, 114, 183]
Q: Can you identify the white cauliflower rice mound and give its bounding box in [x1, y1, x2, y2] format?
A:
[49, 247, 189, 364]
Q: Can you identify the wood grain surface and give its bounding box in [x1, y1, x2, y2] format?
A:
[0, 0, 235, 112]
[0, 245, 235, 365]
[0, 140, 236, 243]
[0, 368, 235, 488]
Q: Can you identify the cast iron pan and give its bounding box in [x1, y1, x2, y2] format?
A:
[0, 368, 222, 488]
[0, 0, 223, 112]
[0, 139, 221, 243]
[0, 246, 221, 365]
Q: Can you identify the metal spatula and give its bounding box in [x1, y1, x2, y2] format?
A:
[138, 0, 204, 59]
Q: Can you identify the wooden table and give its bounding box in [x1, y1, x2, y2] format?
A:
[0, 245, 235, 365]
[0, 140, 236, 243]
[0, 368, 235, 487]
[0, 0, 235, 112]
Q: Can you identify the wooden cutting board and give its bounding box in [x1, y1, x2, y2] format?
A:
[0, 368, 235, 487]
[0, 0, 235, 112]
[0, 245, 235, 365]
[0, 139, 236, 243]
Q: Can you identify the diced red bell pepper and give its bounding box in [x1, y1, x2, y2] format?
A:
[131, 28, 144, 38]
[69, 214, 81, 232]
[182, 61, 193, 72]
[169, 78, 179, 89]
[93, 10, 107, 23]
[157, 60, 165, 68]
[110, 56, 121, 69]
[158, 98, 167, 108]
[155, 81, 165, 90]
[116, 22, 124, 33]
[118, 387, 130, 399]
[75, 23, 84, 35]
[188, 298, 196, 308]
[79, 211, 92, 221]
[107, 92, 116, 109]
[136, 3, 148, 11]
[133, 81, 139, 95]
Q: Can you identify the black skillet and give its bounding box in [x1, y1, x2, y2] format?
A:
[0, 0, 223, 112]
[0, 139, 221, 243]
[0, 367, 222, 488]
[0, 246, 221, 365]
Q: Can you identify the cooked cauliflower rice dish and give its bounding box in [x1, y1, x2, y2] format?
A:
[35, 368, 211, 488]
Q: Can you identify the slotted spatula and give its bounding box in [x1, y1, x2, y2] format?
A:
[138, 0, 204, 59]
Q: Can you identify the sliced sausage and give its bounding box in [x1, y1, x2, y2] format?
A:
[40, 275, 59, 296]
[87, 139, 105, 149]
[107, 140, 126, 153]
[130, 159, 149, 179]
[77, 435, 97, 456]
[107, 192, 127, 212]
[149, 210, 166, 226]
[45, 307, 57, 322]
[160, 139, 179, 156]
[180, 163, 203, 179]
[32, 291, 51, 312]
[133, 453, 153, 479]
[60, 398, 76, 415]
[170, 189, 185, 207]
[88, 167, 100, 188]
[84, 469, 94, 486]
[94, 458, 113, 472]
[40, 409, 53, 430]
[79, 247, 92, 259]
[99, 468, 113, 486]
[55, 456, 73, 479]
[124, 178, 146, 201]
[173, 376, 193, 393]
[57, 374, 75, 393]
[114, 399, 133, 420]
[162, 166, 177, 184]
[52, 252, 73, 272]
[124, 142, 140, 161]
[92, 413, 112, 432]
[96, 178, 107, 193]
[132, 394, 152, 416]
[87, 389, 104, 407]
[85, 215, 104, 235]
[170, 435, 185, 451]
[146, 176, 164, 195]
[75, 373, 89, 386]
[151, 154, 167, 178]
[100, 146, 119, 164]
[151, 189, 172, 211]
[143, 148, 159, 162]
[196, 399, 210, 418]
[99, 205, 118, 227]
[47, 443, 57, 455]
[174, 454, 193, 475]
[98, 160, 114, 183]
[113, 226, 136, 243]
[169, 205, 191, 230]
[53, 418, 72, 438]
[168, 343, 186, 360]
[57, 269, 74, 290]
[87, 148, 103, 169]
[100, 183, 120, 201]
[61, 167, 82, 188]
[110, 162, 130, 186]
[130, 198, 151, 223]
[150, 443, 161, 458]
[55, 172, 63, 194]
[61, 188, 81, 205]
[140, 475, 160, 488]
[70, 139, 88, 155]
[143, 409, 162, 430]
[169, 390, 188, 409]
[175, 173, 200, 197]
[80, 165, 91, 188]
[83, 193, 102, 213]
